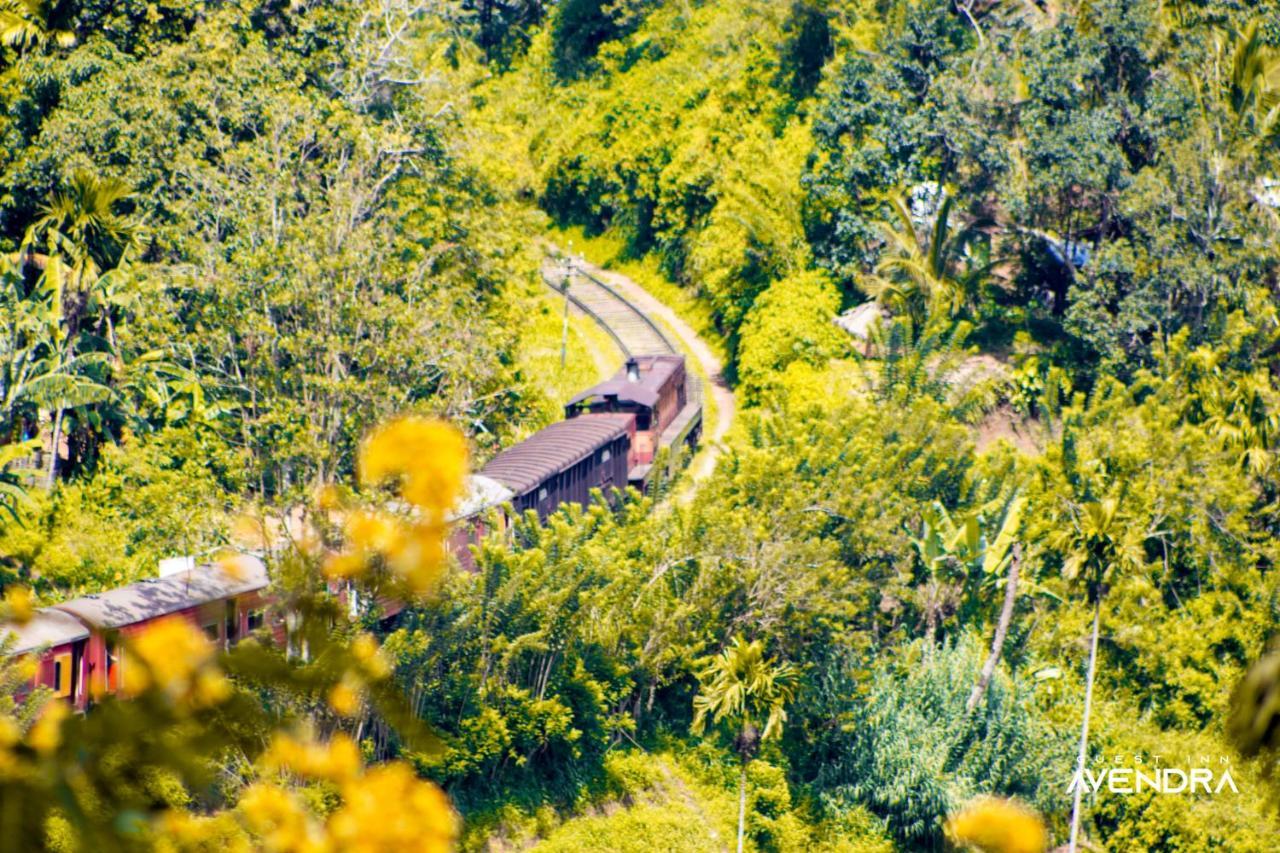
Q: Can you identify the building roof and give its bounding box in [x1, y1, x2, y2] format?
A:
[568, 379, 660, 409]
[1, 609, 89, 654]
[481, 414, 634, 496]
[834, 302, 888, 340]
[53, 557, 270, 630]
[450, 474, 515, 521]
[567, 355, 683, 410]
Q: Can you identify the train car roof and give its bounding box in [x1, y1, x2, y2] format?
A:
[53, 557, 269, 630]
[567, 355, 684, 409]
[481, 414, 634, 496]
[1, 609, 90, 654]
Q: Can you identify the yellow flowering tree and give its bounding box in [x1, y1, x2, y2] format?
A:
[0, 416, 467, 850]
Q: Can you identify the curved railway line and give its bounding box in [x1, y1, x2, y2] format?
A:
[540, 257, 679, 358]
[540, 249, 734, 490]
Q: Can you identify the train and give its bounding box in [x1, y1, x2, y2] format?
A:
[2, 558, 271, 711]
[3, 354, 700, 706]
[477, 354, 697, 516]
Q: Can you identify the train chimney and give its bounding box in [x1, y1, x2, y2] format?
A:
[625, 357, 640, 382]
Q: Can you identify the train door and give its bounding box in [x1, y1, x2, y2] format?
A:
[106, 641, 120, 692]
[225, 600, 239, 647]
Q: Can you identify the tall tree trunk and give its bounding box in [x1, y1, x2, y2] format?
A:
[737, 761, 747, 853]
[966, 543, 1021, 713]
[46, 405, 64, 487]
[1068, 595, 1103, 853]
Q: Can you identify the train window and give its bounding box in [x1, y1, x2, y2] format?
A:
[538, 487, 548, 502]
[601, 449, 611, 462]
[53, 656, 70, 697]
[247, 610, 265, 632]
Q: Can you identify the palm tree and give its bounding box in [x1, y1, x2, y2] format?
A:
[1050, 495, 1144, 853]
[0, 0, 76, 52]
[1218, 21, 1280, 149]
[0, 438, 38, 522]
[22, 171, 135, 485]
[692, 636, 798, 853]
[860, 191, 996, 328]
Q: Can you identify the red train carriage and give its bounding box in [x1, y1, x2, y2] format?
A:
[1, 610, 90, 707]
[481, 413, 636, 521]
[55, 559, 270, 704]
[2, 558, 270, 710]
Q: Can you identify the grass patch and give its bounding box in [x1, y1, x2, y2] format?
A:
[514, 285, 620, 436]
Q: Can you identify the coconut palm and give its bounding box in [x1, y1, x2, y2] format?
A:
[692, 636, 797, 853]
[860, 191, 997, 328]
[1184, 20, 1280, 157]
[1051, 495, 1145, 853]
[0, 0, 76, 52]
[22, 171, 135, 484]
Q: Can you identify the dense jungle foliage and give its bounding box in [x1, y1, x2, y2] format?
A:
[3, 0, 1280, 850]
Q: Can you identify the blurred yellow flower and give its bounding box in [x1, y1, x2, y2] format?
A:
[238, 783, 326, 853]
[0, 717, 19, 748]
[153, 810, 252, 853]
[946, 796, 1048, 853]
[328, 762, 458, 853]
[262, 733, 361, 785]
[26, 701, 68, 756]
[121, 616, 229, 708]
[3, 586, 34, 625]
[328, 678, 361, 718]
[343, 510, 401, 554]
[16, 654, 39, 682]
[218, 553, 260, 582]
[351, 633, 391, 680]
[230, 514, 271, 551]
[359, 417, 467, 518]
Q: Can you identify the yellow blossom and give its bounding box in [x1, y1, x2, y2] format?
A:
[238, 783, 326, 853]
[26, 701, 68, 755]
[0, 717, 24, 779]
[317, 485, 342, 511]
[328, 678, 361, 718]
[351, 633, 390, 680]
[262, 733, 361, 785]
[15, 654, 38, 682]
[3, 586, 34, 624]
[230, 513, 271, 551]
[153, 810, 253, 853]
[359, 417, 467, 518]
[322, 552, 365, 580]
[121, 616, 229, 708]
[218, 553, 259, 582]
[328, 762, 458, 852]
[945, 796, 1048, 853]
[0, 717, 19, 748]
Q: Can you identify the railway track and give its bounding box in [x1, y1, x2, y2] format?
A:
[541, 257, 677, 358]
[541, 253, 704, 463]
